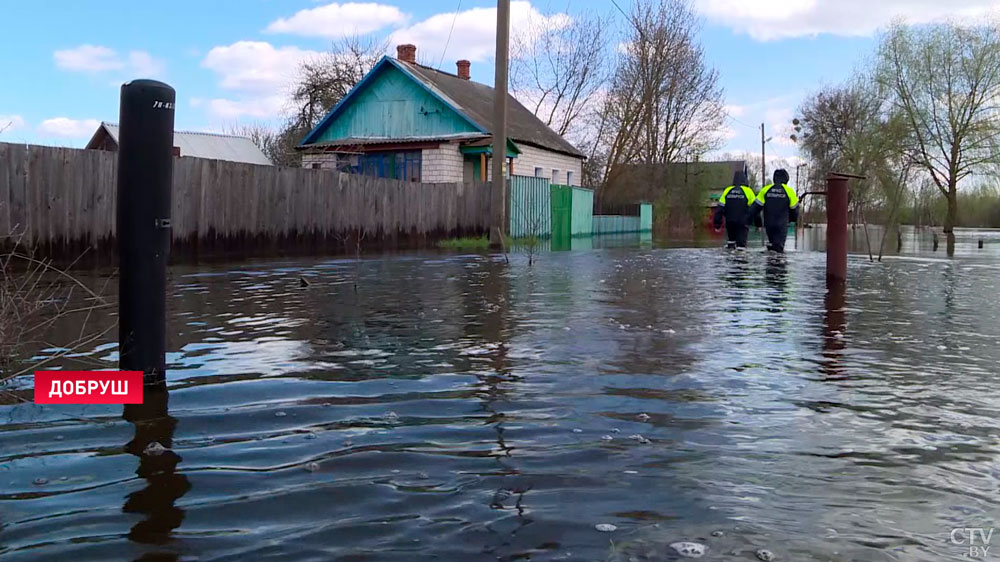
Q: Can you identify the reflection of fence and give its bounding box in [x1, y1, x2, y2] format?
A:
[508, 175, 551, 238]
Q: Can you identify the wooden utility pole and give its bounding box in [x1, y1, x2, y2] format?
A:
[489, 0, 510, 247]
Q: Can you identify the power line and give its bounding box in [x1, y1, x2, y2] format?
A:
[437, 0, 463, 70]
[725, 112, 756, 130]
[609, 0, 628, 20]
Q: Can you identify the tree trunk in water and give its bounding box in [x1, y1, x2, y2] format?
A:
[944, 182, 958, 234]
[945, 183, 958, 256]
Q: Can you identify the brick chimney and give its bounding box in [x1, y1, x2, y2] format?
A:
[396, 44, 416, 64]
[456, 60, 471, 80]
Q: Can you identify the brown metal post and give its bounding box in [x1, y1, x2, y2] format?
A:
[826, 174, 849, 283]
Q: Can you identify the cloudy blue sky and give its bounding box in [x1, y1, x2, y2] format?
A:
[1, 0, 997, 165]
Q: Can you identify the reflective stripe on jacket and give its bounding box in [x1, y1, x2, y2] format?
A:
[755, 183, 799, 208]
[718, 185, 756, 227]
[752, 183, 799, 228]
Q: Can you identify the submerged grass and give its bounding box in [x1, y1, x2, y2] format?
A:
[437, 236, 490, 249]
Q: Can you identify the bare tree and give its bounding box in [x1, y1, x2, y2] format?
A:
[795, 76, 915, 260]
[274, 35, 389, 167]
[225, 122, 280, 165]
[291, 35, 389, 131]
[510, 11, 611, 142]
[878, 21, 1000, 243]
[597, 0, 724, 196]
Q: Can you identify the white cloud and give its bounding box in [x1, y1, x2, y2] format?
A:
[191, 96, 287, 120]
[389, 1, 569, 64]
[54, 45, 122, 72]
[765, 107, 797, 147]
[724, 104, 746, 118]
[200, 41, 321, 120]
[0, 115, 26, 134]
[202, 41, 317, 94]
[37, 117, 101, 138]
[54, 44, 165, 77]
[698, 0, 1000, 41]
[266, 2, 407, 38]
[127, 51, 165, 77]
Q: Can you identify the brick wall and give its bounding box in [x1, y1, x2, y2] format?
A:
[301, 152, 338, 170]
[421, 142, 464, 183]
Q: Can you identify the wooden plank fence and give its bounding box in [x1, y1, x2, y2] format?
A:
[0, 142, 492, 257]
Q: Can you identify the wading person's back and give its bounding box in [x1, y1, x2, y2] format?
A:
[713, 170, 756, 249]
[750, 169, 799, 253]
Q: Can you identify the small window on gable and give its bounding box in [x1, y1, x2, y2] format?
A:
[534, 167, 544, 177]
[552, 169, 559, 183]
[566, 171, 574, 185]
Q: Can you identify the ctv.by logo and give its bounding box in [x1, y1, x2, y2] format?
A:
[951, 527, 994, 559]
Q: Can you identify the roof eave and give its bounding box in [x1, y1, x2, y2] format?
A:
[510, 137, 586, 160]
[298, 57, 489, 148]
[84, 122, 116, 150]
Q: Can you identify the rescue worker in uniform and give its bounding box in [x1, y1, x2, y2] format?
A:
[713, 170, 756, 249]
[749, 169, 799, 252]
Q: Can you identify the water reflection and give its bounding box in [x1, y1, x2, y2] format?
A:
[3, 244, 1000, 561]
[763, 254, 789, 312]
[122, 384, 189, 553]
[822, 279, 847, 379]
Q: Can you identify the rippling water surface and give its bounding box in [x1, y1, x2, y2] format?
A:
[2, 230, 999, 561]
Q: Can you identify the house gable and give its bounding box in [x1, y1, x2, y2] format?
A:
[303, 58, 485, 146]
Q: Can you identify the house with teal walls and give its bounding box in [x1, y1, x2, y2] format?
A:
[298, 44, 585, 186]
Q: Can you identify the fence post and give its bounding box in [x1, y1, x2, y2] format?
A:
[117, 80, 175, 385]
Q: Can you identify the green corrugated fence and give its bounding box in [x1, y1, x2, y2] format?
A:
[572, 187, 595, 236]
[551, 184, 594, 242]
[551, 184, 572, 243]
[508, 175, 551, 238]
[592, 203, 653, 234]
[639, 203, 653, 231]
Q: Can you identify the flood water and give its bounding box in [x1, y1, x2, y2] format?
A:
[2, 227, 999, 561]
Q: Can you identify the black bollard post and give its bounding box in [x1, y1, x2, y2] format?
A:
[117, 80, 175, 385]
[979, 239, 984, 249]
[932, 232, 939, 252]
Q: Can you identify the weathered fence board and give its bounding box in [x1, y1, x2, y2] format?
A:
[0, 142, 492, 257]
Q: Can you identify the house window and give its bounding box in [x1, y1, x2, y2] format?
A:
[337, 153, 360, 174]
[566, 171, 574, 185]
[534, 167, 544, 177]
[311, 163, 321, 170]
[552, 169, 559, 183]
[357, 151, 422, 182]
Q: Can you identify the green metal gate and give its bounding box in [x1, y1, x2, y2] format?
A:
[550, 184, 572, 246]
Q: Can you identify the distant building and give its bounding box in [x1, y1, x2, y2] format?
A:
[86, 122, 271, 166]
[606, 160, 748, 205]
[297, 44, 585, 185]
